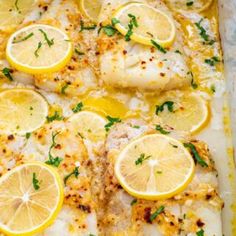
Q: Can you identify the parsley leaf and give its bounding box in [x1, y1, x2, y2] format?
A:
[14, 0, 21, 13]
[13, 32, 34, 44]
[2, 67, 13, 81]
[130, 199, 137, 206]
[64, 167, 80, 185]
[188, 71, 198, 89]
[205, 56, 220, 66]
[75, 48, 85, 56]
[39, 29, 54, 47]
[186, 1, 194, 6]
[111, 18, 120, 26]
[46, 111, 64, 123]
[156, 101, 174, 115]
[25, 132, 31, 139]
[34, 41, 42, 57]
[135, 153, 151, 165]
[151, 39, 167, 53]
[61, 83, 69, 94]
[80, 20, 97, 32]
[125, 14, 138, 41]
[105, 116, 121, 131]
[155, 125, 170, 134]
[72, 102, 83, 113]
[184, 143, 208, 167]
[98, 25, 118, 37]
[45, 132, 63, 167]
[150, 206, 165, 222]
[32, 172, 40, 190]
[196, 229, 204, 236]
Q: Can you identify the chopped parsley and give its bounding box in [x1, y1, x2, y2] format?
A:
[155, 125, 170, 134]
[72, 102, 83, 113]
[111, 18, 120, 26]
[13, 32, 34, 44]
[135, 153, 151, 165]
[105, 116, 121, 131]
[195, 18, 215, 45]
[25, 132, 31, 139]
[156, 170, 163, 174]
[133, 125, 140, 129]
[175, 49, 182, 54]
[210, 84, 216, 93]
[125, 14, 138, 41]
[75, 48, 85, 56]
[98, 25, 117, 37]
[32, 173, 40, 190]
[184, 143, 208, 167]
[2, 67, 13, 81]
[196, 229, 204, 236]
[34, 41, 42, 57]
[64, 167, 80, 185]
[170, 143, 178, 148]
[45, 132, 63, 167]
[46, 111, 64, 123]
[89, 234, 96, 236]
[150, 206, 165, 222]
[155, 101, 174, 115]
[205, 56, 220, 66]
[151, 39, 167, 54]
[39, 29, 54, 47]
[14, 0, 21, 13]
[130, 199, 137, 206]
[61, 83, 69, 94]
[80, 20, 97, 32]
[188, 71, 198, 89]
[186, 1, 194, 6]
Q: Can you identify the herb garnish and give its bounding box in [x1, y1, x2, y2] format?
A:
[80, 20, 97, 32]
[205, 56, 220, 66]
[175, 49, 182, 54]
[75, 48, 85, 56]
[125, 14, 138, 41]
[188, 71, 198, 89]
[196, 229, 204, 236]
[105, 116, 121, 131]
[72, 102, 83, 113]
[210, 84, 216, 93]
[32, 173, 40, 190]
[155, 125, 170, 134]
[150, 206, 165, 222]
[186, 1, 194, 6]
[45, 132, 63, 167]
[135, 153, 151, 165]
[2, 67, 13, 81]
[98, 25, 118, 37]
[151, 39, 167, 54]
[130, 199, 137, 206]
[14, 0, 21, 13]
[61, 83, 69, 94]
[39, 29, 54, 47]
[64, 167, 80, 185]
[111, 18, 120, 26]
[184, 143, 208, 167]
[156, 101, 174, 115]
[46, 111, 64, 123]
[26, 132, 31, 139]
[34, 41, 42, 57]
[13, 32, 34, 44]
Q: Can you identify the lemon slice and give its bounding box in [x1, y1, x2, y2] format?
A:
[113, 2, 176, 47]
[115, 134, 194, 200]
[165, 0, 213, 13]
[79, 0, 103, 23]
[155, 91, 209, 134]
[6, 24, 72, 74]
[69, 111, 107, 142]
[0, 89, 48, 135]
[0, 0, 35, 30]
[0, 162, 64, 236]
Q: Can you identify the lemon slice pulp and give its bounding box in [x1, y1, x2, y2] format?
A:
[6, 24, 72, 74]
[165, 0, 213, 13]
[0, 162, 64, 236]
[79, 0, 103, 23]
[113, 2, 176, 47]
[115, 134, 194, 200]
[0, 0, 35, 30]
[69, 111, 107, 142]
[155, 91, 209, 134]
[0, 89, 48, 135]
